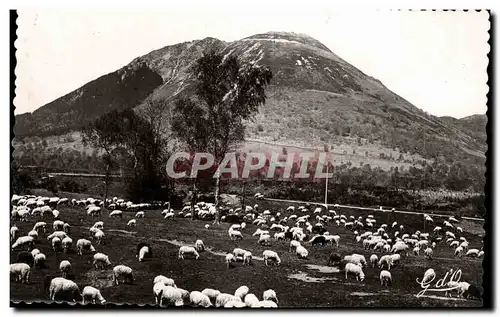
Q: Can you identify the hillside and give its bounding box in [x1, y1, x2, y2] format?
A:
[13, 31, 486, 182]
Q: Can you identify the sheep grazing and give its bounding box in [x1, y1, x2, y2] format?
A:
[380, 270, 392, 286]
[49, 277, 82, 302]
[52, 209, 60, 219]
[154, 275, 176, 288]
[178, 246, 200, 260]
[225, 253, 236, 268]
[344, 262, 365, 282]
[53, 220, 65, 231]
[370, 254, 379, 267]
[109, 210, 123, 219]
[234, 286, 249, 299]
[327, 252, 342, 266]
[82, 286, 106, 304]
[112, 265, 134, 285]
[76, 239, 96, 256]
[47, 230, 67, 241]
[195, 239, 205, 252]
[12, 236, 34, 251]
[202, 288, 221, 302]
[296, 245, 309, 259]
[309, 235, 327, 247]
[263, 289, 279, 303]
[10, 225, 19, 243]
[32, 222, 47, 234]
[244, 293, 260, 307]
[135, 211, 145, 218]
[59, 260, 72, 278]
[289, 240, 301, 252]
[233, 248, 248, 261]
[62, 237, 73, 253]
[63, 223, 70, 234]
[263, 250, 281, 266]
[466, 249, 481, 257]
[52, 237, 62, 252]
[224, 300, 247, 308]
[205, 224, 210, 229]
[93, 253, 112, 269]
[34, 253, 46, 268]
[243, 251, 253, 266]
[10, 263, 31, 283]
[138, 245, 152, 262]
[257, 300, 278, 308]
[94, 229, 105, 244]
[93, 221, 104, 230]
[228, 229, 243, 240]
[189, 291, 212, 307]
[424, 247, 433, 259]
[127, 219, 137, 227]
[378, 255, 394, 270]
[258, 234, 271, 246]
[215, 293, 242, 307]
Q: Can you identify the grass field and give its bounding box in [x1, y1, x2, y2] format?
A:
[10, 195, 484, 307]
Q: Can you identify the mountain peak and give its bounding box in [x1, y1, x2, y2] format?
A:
[241, 31, 332, 53]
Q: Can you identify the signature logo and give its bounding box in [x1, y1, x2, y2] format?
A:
[415, 269, 462, 297]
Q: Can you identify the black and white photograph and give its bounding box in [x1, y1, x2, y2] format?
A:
[9, 5, 490, 309]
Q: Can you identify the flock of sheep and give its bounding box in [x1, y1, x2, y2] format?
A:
[10, 192, 484, 306]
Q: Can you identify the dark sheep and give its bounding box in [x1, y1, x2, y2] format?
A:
[17, 251, 34, 267]
[312, 226, 327, 234]
[310, 235, 327, 246]
[284, 231, 293, 241]
[465, 284, 482, 300]
[327, 252, 342, 266]
[224, 214, 242, 224]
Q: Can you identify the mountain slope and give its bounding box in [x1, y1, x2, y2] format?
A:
[13, 31, 486, 174]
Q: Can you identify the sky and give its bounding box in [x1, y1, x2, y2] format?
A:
[14, 7, 489, 118]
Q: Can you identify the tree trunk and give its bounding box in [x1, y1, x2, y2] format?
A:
[191, 178, 197, 221]
[104, 163, 111, 208]
[213, 174, 221, 225]
[241, 181, 246, 212]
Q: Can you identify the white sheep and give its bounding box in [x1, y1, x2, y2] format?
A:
[413, 246, 420, 256]
[258, 234, 271, 246]
[62, 237, 73, 253]
[380, 270, 392, 286]
[138, 246, 151, 262]
[274, 232, 285, 240]
[454, 246, 464, 257]
[159, 285, 184, 307]
[263, 250, 281, 266]
[204, 224, 210, 229]
[244, 293, 260, 307]
[153, 275, 177, 287]
[31, 248, 40, 257]
[178, 246, 199, 260]
[12, 236, 34, 251]
[109, 210, 123, 218]
[189, 291, 212, 307]
[201, 288, 221, 301]
[263, 289, 279, 303]
[344, 262, 365, 282]
[82, 286, 106, 304]
[93, 253, 112, 269]
[10, 263, 30, 283]
[153, 282, 168, 305]
[49, 277, 81, 302]
[127, 219, 137, 227]
[229, 229, 243, 240]
[93, 221, 104, 230]
[224, 300, 246, 308]
[52, 237, 62, 252]
[34, 253, 46, 267]
[33, 222, 47, 234]
[53, 220, 65, 231]
[59, 260, 71, 278]
[252, 228, 269, 236]
[94, 229, 105, 244]
[424, 247, 433, 259]
[63, 223, 70, 234]
[195, 239, 205, 252]
[296, 245, 309, 259]
[234, 286, 249, 299]
[466, 249, 481, 257]
[215, 293, 242, 307]
[52, 209, 60, 218]
[243, 251, 252, 266]
[378, 255, 394, 270]
[289, 240, 301, 252]
[76, 239, 96, 255]
[233, 248, 247, 261]
[226, 253, 236, 268]
[418, 268, 436, 285]
[135, 211, 145, 218]
[112, 265, 134, 285]
[10, 225, 19, 243]
[370, 254, 379, 267]
[47, 230, 67, 241]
